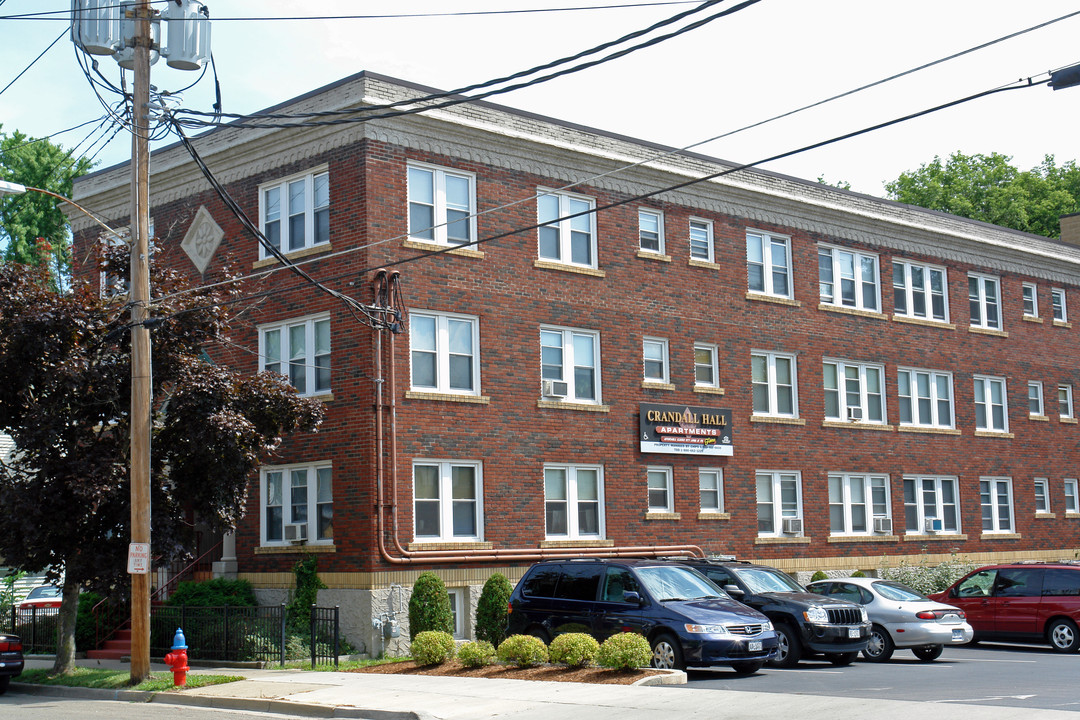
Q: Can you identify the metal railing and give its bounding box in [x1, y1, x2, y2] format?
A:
[8, 606, 60, 654]
[309, 604, 340, 669]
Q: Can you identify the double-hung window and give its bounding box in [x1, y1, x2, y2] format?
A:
[1029, 381, 1045, 416]
[689, 218, 714, 262]
[413, 460, 482, 542]
[968, 273, 1002, 330]
[980, 477, 1014, 533]
[756, 471, 801, 535]
[260, 170, 329, 256]
[974, 375, 1008, 432]
[897, 368, 953, 429]
[893, 260, 947, 321]
[746, 231, 791, 298]
[541, 326, 601, 403]
[538, 190, 596, 268]
[262, 463, 332, 545]
[699, 469, 724, 513]
[260, 315, 331, 396]
[751, 351, 798, 417]
[409, 311, 480, 395]
[1022, 283, 1039, 318]
[1059, 384, 1074, 419]
[1065, 479, 1079, 514]
[1034, 478, 1051, 513]
[407, 164, 476, 246]
[823, 359, 885, 423]
[1052, 288, 1068, 322]
[828, 473, 889, 535]
[638, 209, 664, 254]
[647, 467, 673, 512]
[903, 475, 959, 534]
[544, 464, 603, 539]
[694, 343, 719, 388]
[819, 245, 880, 311]
[642, 337, 669, 384]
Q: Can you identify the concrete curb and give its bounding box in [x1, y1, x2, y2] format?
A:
[632, 668, 686, 685]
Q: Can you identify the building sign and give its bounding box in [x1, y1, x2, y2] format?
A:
[639, 403, 732, 456]
[127, 542, 151, 575]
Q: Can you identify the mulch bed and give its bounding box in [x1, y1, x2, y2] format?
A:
[350, 659, 663, 685]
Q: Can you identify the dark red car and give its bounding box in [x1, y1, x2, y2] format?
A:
[0, 631, 23, 694]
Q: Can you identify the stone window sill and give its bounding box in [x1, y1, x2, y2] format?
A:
[256, 543, 336, 555]
[818, 304, 887, 321]
[697, 512, 730, 521]
[746, 292, 801, 307]
[644, 512, 681, 521]
[822, 421, 894, 432]
[405, 391, 490, 404]
[693, 386, 725, 395]
[403, 238, 485, 259]
[636, 249, 671, 262]
[903, 533, 967, 542]
[537, 400, 610, 412]
[750, 415, 806, 425]
[252, 243, 332, 269]
[641, 381, 675, 391]
[968, 326, 1008, 338]
[533, 259, 606, 277]
[891, 315, 955, 330]
[755, 536, 811, 545]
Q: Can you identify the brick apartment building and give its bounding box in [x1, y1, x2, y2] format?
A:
[70, 72, 1080, 655]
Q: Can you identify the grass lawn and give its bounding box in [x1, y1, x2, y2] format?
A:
[16, 666, 245, 692]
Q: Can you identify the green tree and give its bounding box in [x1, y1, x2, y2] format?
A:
[0, 245, 325, 675]
[885, 152, 1080, 239]
[408, 572, 453, 640]
[0, 126, 94, 290]
[474, 572, 513, 646]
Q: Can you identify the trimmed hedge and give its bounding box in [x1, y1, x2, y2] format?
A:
[497, 634, 548, 668]
[475, 573, 513, 646]
[411, 630, 456, 666]
[457, 640, 497, 668]
[408, 572, 454, 640]
[549, 632, 599, 668]
[597, 632, 651, 670]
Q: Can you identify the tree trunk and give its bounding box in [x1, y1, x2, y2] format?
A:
[51, 576, 79, 675]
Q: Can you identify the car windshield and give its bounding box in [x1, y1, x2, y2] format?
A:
[872, 581, 928, 602]
[635, 566, 724, 602]
[27, 586, 61, 599]
[733, 567, 804, 594]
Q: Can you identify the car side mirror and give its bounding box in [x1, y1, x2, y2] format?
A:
[623, 591, 643, 605]
[724, 584, 744, 597]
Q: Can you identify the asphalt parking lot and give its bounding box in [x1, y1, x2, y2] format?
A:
[679, 642, 1080, 712]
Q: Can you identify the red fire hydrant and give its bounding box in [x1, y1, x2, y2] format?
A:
[163, 628, 189, 687]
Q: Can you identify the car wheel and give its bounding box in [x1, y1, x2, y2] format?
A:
[730, 660, 764, 675]
[1047, 618, 1080, 653]
[827, 652, 857, 666]
[768, 623, 802, 668]
[912, 644, 943, 662]
[526, 626, 551, 644]
[862, 624, 895, 662]
[650, 632, 685, 670]
[0, 675, 9, 695]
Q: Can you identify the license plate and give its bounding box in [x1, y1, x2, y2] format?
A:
[952, 628, 964, 641]
[848, 627, 860, 639]
[749, 640, 762, 652]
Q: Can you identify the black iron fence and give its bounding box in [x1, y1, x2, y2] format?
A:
[309, 605, 340, 668]
[8, 606, 60, 654]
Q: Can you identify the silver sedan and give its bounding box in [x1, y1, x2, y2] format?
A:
[806, 577, 973, 662]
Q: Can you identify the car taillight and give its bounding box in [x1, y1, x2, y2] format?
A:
[915, 611, 939, 620]
[507, 601, 512, 615]
[0, 640, 21, 652]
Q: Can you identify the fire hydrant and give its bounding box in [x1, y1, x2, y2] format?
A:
[163, 628, 189, 687]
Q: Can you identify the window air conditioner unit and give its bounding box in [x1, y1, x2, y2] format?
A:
[873, 516, 892, 533]
[542, 380, 569, 398]
[283, 523, 308, 542]
[781, 517, 803, 534]
[847, 407, 863, 421]
[924, 517, 943, 533]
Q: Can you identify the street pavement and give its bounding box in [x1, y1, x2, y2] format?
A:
[14, 656, 1080, 720]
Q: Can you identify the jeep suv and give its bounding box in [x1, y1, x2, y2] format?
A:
[675, 558, 870, 667]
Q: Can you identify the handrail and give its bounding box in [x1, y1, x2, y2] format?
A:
[151, 539, 223, 603]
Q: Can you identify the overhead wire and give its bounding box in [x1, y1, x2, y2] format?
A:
[0, 24, 66, 98]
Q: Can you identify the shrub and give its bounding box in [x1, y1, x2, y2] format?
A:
[408, 572, 453, 640]
[457, 640, 497, 668]
[497, 634, 548, 668]
[287, 555, 327, 632]
[167, 578, 257, 607]
[411, 630, 456, 666]
[877, 555, 975, 595]
[475, 572, 513, 646]
[548, 632, 599, 668]
[852, 569, 866, 578]
[810, 570, 828, 582]
[597, 632, 652, 670]
[75, 591, 103, 651]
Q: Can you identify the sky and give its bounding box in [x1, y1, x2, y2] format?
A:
[1, 1, 1080, 197]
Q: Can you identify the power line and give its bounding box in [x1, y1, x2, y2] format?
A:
[0, 25, 65, 98]
[0, 116, 109, 160]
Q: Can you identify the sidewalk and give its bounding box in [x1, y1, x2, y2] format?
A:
[16, 657, 1080, 720]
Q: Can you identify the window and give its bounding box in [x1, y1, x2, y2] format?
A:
[647, 467, 673, 512]
[897, 368, 953, 428]
[544, 464, 603, 539]
[1052, 288, 1068, 322]
[968, 273, 1002, 330]
[974, 375, 1008, 432]
[819, 245, 880, 311]
[699, 468, 724, 513]
[694, 343, 719, 388]
[642, 337, 669, 384]
[638, 209, 664, 254]
[409, 311, 480, 395]
[751, 351, 798, 417]
[541, 326, 601, 403]
[447, 588, 466, 639]
[1065, 479, 1079, 513]
[260, 170, 329, 256]
[1029, 381, 1044, 416]
[903, 475, 959, 534]
[538, 190, 596, 267]
[823, 360, 885, 423]
[756, 471, 801, 535]
[892, 260, 947, 321]
[1059, 385, 1074, 419]
[746, 231, 791, 298]
[1034, 478, 1051, 513]
[407, 164, 475, 246]
[1023, 283, 1038, 317]
[260, 315, 331, 396]
[980, 477, 1014, 533]
[689, 218, 714, 262]
[413, 460, 482, 542]
[261, 464, 332, 545]
[828, 473, 889, 535]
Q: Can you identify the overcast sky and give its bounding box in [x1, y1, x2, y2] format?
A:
[2, 1, 1079, 197]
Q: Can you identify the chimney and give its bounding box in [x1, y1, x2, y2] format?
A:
[1062, 213, 1080, 245]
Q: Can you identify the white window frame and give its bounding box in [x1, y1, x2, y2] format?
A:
[1034, 478, 1051, 513]
[694, 342, 720, 388]
[974, 375, 1008, 432]
[892, 260, 948, 322]
[699, 468, 724, 513]
[409, 310, 480, 396]
[751, 351, 798, 418]
[1052, 288, 1068, 322]
[1059, 384, 1074, 419]
[818, 244, 881, 312]
[259, 314, 331, 397]
[746, 230, 792, 299]
[647, 466, 673, 512]
[642, 337, 669, 384]
[689, 218, 714, 262]
[412, 460, 483, 542]
[407, 162, 477, 246]
[260, 463, 333, 546]
[823, 359, 886, 424]
[259, 168, 329, 258]
[447, 587, 466, 639]
[980, 476, 1014, 534]
[540, 326, 602, 404]
[638, 208, 664, 254]
[1022, 282, 1039, 318]
[828, 473, 890, 536]
[537, 189, 597, 268]
[897, 367, 954, 429]
[1029, 381, 1045, 416]
[968, 272, 1002, 330]
[544, 464, 605, 540]
[1065, 479, 1079, 514]
[756, 471, 802, 536]
[903, 475, 960, 535]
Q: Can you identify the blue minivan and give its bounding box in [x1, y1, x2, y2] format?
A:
[506, 558, 778, 673]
